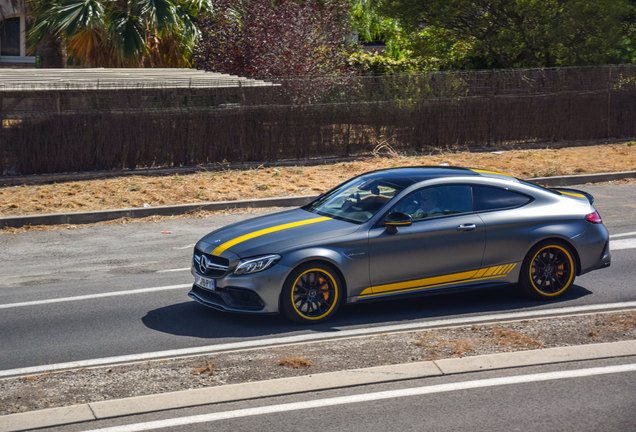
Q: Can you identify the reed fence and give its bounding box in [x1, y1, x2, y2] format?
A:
[1, 65, 634, 175]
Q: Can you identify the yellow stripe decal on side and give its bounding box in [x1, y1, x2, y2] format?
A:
[496, 264, 510, 275]
[369, 269, 479, 295]
[212, 216, 331, 256]
[358, 263, 519, 299]
[495, 265, 510, 275]
[484, 266, 499, 276]
[474, 268, 489, 278]
[359, 275, 509, 299]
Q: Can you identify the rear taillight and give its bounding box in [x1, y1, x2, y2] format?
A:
[585, 211, 603, 224]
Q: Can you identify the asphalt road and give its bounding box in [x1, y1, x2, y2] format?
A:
[36, 357, 636, 432]
[1, 183, 635, 371]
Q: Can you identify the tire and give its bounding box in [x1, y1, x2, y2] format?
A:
[520, 241, 576, 299]
[281, 262, 343, 324]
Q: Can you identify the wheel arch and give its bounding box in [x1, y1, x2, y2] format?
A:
[278, 258, 349, 310]
[523, 236, 582, 277]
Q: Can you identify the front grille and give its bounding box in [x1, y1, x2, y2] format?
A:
[193, 248, 229, 277]
[225, 287, 265, 310]
[190, 285, 265, 311]
[191, 285, 226, 305]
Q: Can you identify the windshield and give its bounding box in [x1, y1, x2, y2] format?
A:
[303, 177, 404, 223]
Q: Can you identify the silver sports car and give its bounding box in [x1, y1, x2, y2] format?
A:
[189, 167, 610, 323]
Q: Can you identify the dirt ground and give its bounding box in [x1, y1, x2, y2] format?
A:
[1, 310, 634, 415]
[1, 142, 635, 218]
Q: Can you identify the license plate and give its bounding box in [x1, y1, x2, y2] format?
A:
[194, 273, 215, 291]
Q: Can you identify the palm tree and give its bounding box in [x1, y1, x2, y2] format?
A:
[28, 0, 211, 67]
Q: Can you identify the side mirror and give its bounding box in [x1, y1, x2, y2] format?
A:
[384, 212, 412, 233]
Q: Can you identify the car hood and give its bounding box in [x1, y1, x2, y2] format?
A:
[197, 208, 359, 259]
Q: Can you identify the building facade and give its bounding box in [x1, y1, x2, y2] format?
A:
[0, 0, 35, 66]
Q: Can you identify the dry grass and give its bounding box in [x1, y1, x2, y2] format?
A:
[24, 374, 51, 382]
[451, 340, 476, 357]
[413, 325, 545, 357]
[192, 361, 215, 376]
[413, 338, 476, 358]
[598, 312, 636, 333]
[492, 327, 545, 349]
[412, 340, 437, 349]
[278, 357, 313, 369]
[1, 143, 635, 217]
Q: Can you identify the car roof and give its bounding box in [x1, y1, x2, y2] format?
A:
[358, 166, 519, 189]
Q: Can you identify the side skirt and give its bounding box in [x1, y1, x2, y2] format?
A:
[348, 281, 516, 304]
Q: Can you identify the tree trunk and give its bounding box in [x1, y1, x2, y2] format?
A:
[35, 34, 65, 68]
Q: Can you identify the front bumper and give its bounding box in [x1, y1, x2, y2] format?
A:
[188, 284, 267, 313]
[188, 263, 290, 314]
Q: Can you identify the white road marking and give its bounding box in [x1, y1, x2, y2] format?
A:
[610, 238, 636, 251]
[0, 284, 190, 310]
[174, 244, 195, 250]
[156, 268, 190, 273]
[82, 363, 636, 432]
[2, 301, 635, 379]
[610, 231, 636, 239]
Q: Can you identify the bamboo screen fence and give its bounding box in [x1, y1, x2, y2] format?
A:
[1, 65, 634, 175]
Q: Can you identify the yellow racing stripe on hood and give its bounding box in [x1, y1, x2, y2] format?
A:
[212, 216, 331, 256]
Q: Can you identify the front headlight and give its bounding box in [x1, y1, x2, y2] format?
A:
[234, 254, 281, 275]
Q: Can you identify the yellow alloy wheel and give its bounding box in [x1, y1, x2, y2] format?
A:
[282, 264, 342, 323]
[521, 242, 576, 298]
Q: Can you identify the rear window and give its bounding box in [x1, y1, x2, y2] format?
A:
[519, 180, 561, 196]
[473, 186, 532, 212]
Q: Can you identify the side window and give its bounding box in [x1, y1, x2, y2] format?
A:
[473, 186, 531, 212]
[391, 185, 472, 221]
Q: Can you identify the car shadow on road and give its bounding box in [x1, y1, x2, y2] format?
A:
[343, 283, 592, 323]
[141, 283, 592, 339]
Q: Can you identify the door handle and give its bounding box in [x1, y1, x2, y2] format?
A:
[456, 224, 476, 231]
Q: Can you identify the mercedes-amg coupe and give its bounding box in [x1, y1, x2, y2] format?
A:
[189, 167, 610, 323]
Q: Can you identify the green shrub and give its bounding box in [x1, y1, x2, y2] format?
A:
[347, 51, 428, 75]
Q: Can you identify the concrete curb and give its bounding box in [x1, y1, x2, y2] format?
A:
[1, 171, 635, 229]
[527, 170, 636, 187]
[2, 340, 634, 431]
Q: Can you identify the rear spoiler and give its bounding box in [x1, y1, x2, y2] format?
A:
[550, 188, 595, 204]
